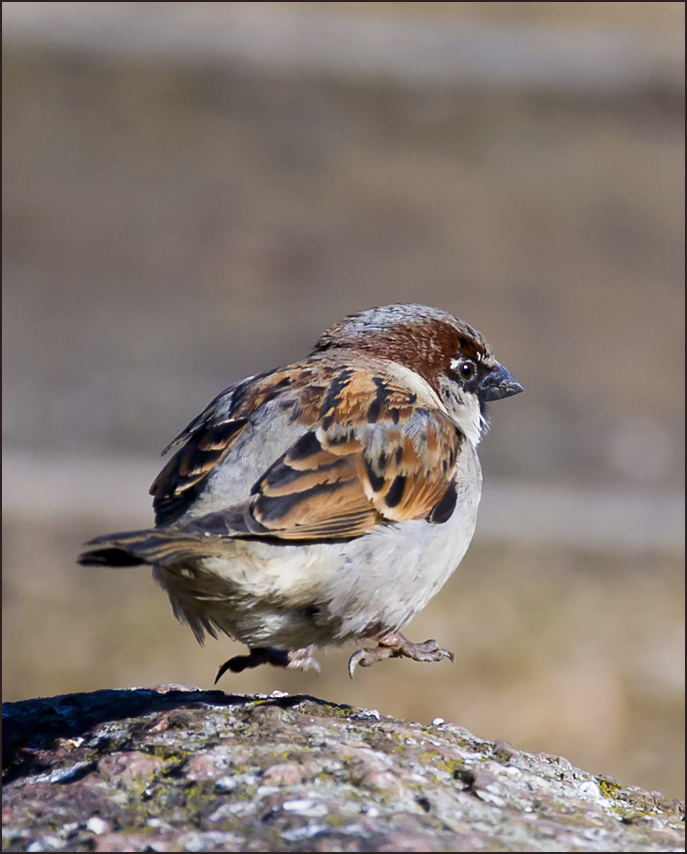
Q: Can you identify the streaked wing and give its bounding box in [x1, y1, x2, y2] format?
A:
[185, 366, 463, 542]
[253, 407, 462, 538]
[150, 418, 249, 526]
[150, 366, 310, 525]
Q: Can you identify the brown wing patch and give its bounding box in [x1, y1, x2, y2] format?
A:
[152, 358, 462, 537]
[356, 410, 461, 523]
[250, 430, 380, 539]
[210, 392, 464, 542]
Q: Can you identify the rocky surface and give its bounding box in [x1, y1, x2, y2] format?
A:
[2, 686, 684, 852]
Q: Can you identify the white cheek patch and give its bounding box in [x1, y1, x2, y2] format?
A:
[438, 376, 483, 446]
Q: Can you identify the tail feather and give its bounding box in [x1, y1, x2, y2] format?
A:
[78, 528, 221, 568]
[78, 547, 145, 567]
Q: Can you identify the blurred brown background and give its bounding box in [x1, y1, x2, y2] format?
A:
[2, 2, 684, 799]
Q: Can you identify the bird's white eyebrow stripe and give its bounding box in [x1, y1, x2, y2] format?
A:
[451, 354, 483, 372]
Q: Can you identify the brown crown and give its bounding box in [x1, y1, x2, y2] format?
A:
[312, 304, 492, 391]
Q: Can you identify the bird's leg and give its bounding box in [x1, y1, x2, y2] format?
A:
[285, 646, 321, 672]
[215, 645, 320, 682]
[348, 631, 454, 678]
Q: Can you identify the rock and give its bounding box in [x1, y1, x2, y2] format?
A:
[2, 686, 684, 852]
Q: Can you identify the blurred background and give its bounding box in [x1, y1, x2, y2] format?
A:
[2, 2, 684, 799]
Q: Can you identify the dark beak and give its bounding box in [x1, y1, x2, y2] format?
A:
[480, 361, 524, 402]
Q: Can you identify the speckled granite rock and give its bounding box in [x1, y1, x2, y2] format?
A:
[2, 686, 684, 852]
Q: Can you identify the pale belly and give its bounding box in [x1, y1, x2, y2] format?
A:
[155, 465, 481, 651]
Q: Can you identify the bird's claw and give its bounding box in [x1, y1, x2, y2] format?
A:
[348, 645, 393, 677]
[214, 645, 320, 683]
[348, 633, 455, 677]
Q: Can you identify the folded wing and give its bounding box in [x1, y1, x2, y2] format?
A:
[188, 404, 463, 542]
[151, 359, 464, 540]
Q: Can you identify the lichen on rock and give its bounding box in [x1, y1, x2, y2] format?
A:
[2, 686, 684, 852]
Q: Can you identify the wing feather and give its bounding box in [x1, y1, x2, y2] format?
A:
[150, 366, 311, 525]
[152, 358, 463, 538]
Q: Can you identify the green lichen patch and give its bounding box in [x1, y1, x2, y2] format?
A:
[597, 776, 623, 800]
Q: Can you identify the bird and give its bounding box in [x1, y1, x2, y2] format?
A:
[79, 304, 523, 680]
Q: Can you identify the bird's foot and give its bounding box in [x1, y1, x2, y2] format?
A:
[214, 645, 320, 682]
[348, 632, 454, 678]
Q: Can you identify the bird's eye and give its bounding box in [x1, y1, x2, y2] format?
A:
[456, 359, 477, 381]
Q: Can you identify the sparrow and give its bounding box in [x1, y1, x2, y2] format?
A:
[79, 304, 523, 679]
